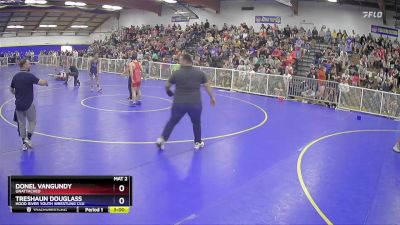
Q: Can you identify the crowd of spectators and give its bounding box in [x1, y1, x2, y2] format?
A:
[309, 26, 400, 93]
[0, 50, 34, 63]
[85, 22, 400, 94]
[38, 50, 87, 58]
[86, 22, 307, 76]
[2, 22, 399, 95]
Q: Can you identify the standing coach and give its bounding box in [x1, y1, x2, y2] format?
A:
[156, 54, 216, 150]
[10, 59, 48, 151]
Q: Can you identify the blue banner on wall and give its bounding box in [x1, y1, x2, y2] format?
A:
[371, 25, 398, 37]
[171, 16, 190, 23]
[255, 16, 281, 24]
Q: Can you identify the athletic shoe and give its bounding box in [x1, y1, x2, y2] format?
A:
[194, 141, 205, 150]
[156, 137, 165, 150]
[22, 144, 28, 151]
[130, 101, 137, 107]
[137, 100, 142, 106]
[393, 143, 400, 153]
[24, 138, 33, 149]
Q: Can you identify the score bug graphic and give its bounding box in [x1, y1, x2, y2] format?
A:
[8, 176, 132, 213]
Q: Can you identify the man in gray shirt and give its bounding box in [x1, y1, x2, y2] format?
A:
[156, 54, 216, 150]
[10, 59, 48, 150]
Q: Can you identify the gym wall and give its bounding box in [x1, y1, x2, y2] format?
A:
[92, 0, 397, 40]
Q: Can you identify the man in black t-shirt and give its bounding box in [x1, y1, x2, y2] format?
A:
[156, 54, 216, 150]
[283, 25, 291, 37]
[10, 59, 48, 151]
[204, 19, 210, 29]
[64, 65, 80, 86]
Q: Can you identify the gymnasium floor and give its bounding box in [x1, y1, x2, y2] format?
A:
[0, 64, 399, 225]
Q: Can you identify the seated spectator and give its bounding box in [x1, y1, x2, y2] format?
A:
[381, 79, 392, 92]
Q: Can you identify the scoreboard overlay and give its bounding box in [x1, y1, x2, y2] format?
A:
[8, 176, 132, 213]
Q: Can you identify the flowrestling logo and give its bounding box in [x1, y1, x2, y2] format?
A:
[363, 11, 383, 18]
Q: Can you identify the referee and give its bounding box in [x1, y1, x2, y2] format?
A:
[156, 54, 216, 150]
[10, 59, 48, 150]
[64, 65, 80, 86]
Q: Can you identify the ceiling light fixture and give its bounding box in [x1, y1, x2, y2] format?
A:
[163, 0, 177, 3]
[174, 11, 188, 14]
[75, 2, 86, 6]
[7, 25, 24, 28]
[71, 25, 88, 28]
[102, 5, 122, 10]
[327, 0, 337, 2]
[25, 0, 47, 4]
[40, 24, 57, 27]
[65, 1, 86, 6]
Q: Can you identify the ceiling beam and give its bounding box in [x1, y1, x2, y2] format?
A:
[33, 11, 49, 31]
[65, 11, 82, 34]
[181, 0, 220, 13]
[377, 0, 387, 24]
[274, 0, 292, 7]
[64, 14, 97, 35]
[290, 0, 298, 15]
[2, 12, 13, 33]
[82, 0, 162, 16]
[0, 0, 162, 15]
[90, 14, 110, 34]
[0, 7, 114, 15]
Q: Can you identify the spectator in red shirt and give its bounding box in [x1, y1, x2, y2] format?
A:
[317, 65, 327, 81]
[352, 73, 360, 86]
[272, 47, 282, 58]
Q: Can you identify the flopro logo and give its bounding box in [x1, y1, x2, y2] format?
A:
[363, 11, 383, 18]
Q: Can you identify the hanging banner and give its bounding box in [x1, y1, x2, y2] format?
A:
[371, 25, 398, 37]
[255, 16, 281, 24]
[171, 16, 190, 23]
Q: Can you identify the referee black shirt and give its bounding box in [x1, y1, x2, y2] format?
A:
[69, 65, 79, 75]
[169, 66, 208, 104]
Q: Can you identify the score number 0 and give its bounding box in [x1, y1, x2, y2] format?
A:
[118, 184, 125, 205]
